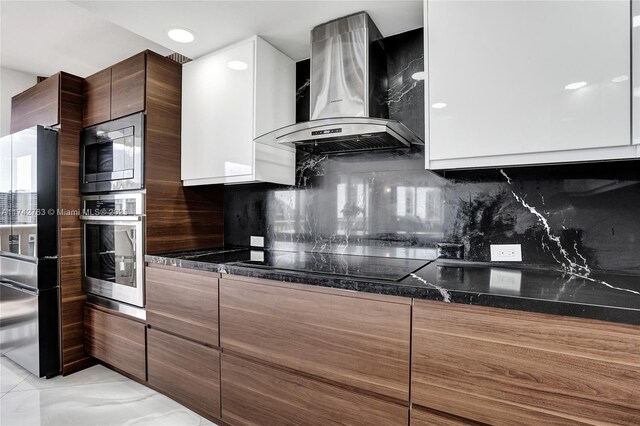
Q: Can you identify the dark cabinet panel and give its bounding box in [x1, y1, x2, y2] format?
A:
[110, 52, 146, 120]
[221, 353, 408, 426]
[146, 266, 219, 347]
[219, 277, 411, 401]
[11, 74, 60, 133]
[147, 328, 221, 420]
[412, 301, 640, 425]
[83, 68, 111, 127]
[84, 304, 146, 381]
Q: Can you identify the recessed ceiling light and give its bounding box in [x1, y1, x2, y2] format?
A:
[633, 15, 640, 28]
[167, 28, 195, 43]
[431, 103, 447, 109]
[564, 81, 587, 90]
[411, 71, 425, 81]
[611, 75, 629, 83]
[227, 60, 248, 71]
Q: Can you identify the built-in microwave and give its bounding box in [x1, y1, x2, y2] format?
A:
[80, 113, 144, 194]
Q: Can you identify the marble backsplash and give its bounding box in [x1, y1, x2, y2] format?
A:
[224, 28, 640, 276]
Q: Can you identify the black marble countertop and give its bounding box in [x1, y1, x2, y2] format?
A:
[145, 248, 640, 326]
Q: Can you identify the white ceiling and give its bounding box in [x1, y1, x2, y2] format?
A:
[1, 0, 422, 78]
[0, 1, 172, 77]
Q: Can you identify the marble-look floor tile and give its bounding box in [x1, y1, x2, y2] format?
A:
[1, 380, 203, 426]
[199, 416, 217, 426]
[0, 356, 30, 393]
[12, 365, 128, 392]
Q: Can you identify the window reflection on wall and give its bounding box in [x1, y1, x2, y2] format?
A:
[337, 178, 368, 236]
[397, 186, 443, 234]
[274, 189, 303, 235]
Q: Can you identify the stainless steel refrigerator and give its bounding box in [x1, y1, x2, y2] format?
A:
[0, 126, 60, 378]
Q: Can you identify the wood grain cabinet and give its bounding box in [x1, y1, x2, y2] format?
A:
[221, 353, 408, 426]
[219, 276, 412, 402]
[147, 328, 221, 420]
[84, 303, 146, 381]
[10, 73, 61, 133]
[411, 301, 640, 425]
[146, 265, 219, 347]
[410, 406, 481, 426]
[83, 52, 146, 127]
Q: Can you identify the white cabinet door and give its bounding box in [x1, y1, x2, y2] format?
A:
[182, 40, 255, 182]
[427, 0, 631, 166]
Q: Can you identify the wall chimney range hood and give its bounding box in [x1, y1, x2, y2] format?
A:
[254, 12, 424, 154]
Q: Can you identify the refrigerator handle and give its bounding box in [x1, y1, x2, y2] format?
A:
[0, 279, 38, 296]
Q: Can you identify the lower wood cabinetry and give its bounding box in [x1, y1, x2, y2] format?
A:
[84, 304, 146, 381]
[221, 353, 408, 426]
[411, 301, 640, 425]
[147, 328, 221, 419]
[411, 406, 482, 426]
[219, 276, 411, 402]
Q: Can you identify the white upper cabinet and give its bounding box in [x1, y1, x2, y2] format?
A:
[425, 0, 637, 170]
[182, 36, 296, 185]
[633, 0, 640, 146]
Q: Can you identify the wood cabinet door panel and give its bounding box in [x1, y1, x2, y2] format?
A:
[147, 328, 221, 419]
[11, 74, 59, 133]
[111, 52, 145, 119]
[83, 68, 111, 127]
[219, 278, 411, 401]
[221, 354, 408, 426]
[146, 266, 219, 347]
[84, 304, 145, 381]
[412, 301, 640, 425]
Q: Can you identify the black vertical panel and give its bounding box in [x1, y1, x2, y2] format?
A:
[295, 60, 311, 123]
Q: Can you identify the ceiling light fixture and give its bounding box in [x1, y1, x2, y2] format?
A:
[564, 81, 587, 90]
[227, 60, 248, 71]
[611, 75, 629, 83]
[411, 71, 425, 81]
[431, 103, 447, 109]
[167, 28, 195, 43]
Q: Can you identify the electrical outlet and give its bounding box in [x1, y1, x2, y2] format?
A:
[250, 236, 264, 248]
[490, 244, 522, 262]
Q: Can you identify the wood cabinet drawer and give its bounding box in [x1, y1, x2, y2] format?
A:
[219, 277, 411, 401]
[411, 406, 481, 426]
[221, 353, 408, 426]
[147, 328, 221, 420]
[84, 304, 145, 381]
[412, 301, 640, 425]
[146, 266, 219, 346]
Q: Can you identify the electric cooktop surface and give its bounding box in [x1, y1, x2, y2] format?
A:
[236, 250, 428, 282]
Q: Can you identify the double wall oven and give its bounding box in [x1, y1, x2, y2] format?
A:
[80, 113, 146, 309]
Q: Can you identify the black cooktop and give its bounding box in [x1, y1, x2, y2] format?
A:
[236, 250, 428, 282]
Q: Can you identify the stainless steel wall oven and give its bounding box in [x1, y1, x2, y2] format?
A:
[80, 192, 144, 307]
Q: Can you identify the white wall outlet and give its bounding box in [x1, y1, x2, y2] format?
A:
[490, 244, 522, 262]
[250, 250, 265, 262]
[250, 236, 264, 248]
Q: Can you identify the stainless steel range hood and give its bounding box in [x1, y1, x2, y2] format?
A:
[254, 12, 423, 154]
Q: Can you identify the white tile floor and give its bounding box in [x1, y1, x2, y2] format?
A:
[0, 356, 218, 426]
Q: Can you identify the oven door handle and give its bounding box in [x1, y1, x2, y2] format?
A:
[80, 215, 142, 222]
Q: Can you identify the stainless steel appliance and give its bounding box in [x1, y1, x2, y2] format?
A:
[0, 126, 61, 378]
[81, 192, 144, 307]
[80, 113, 144, 194]
[254, 12, 423, 154]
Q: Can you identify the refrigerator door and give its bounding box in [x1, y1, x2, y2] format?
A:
[0, 133, 11, 255]
[0, 281, 60, 377]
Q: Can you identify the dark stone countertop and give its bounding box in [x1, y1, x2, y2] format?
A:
[145, 248, 640, 326]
